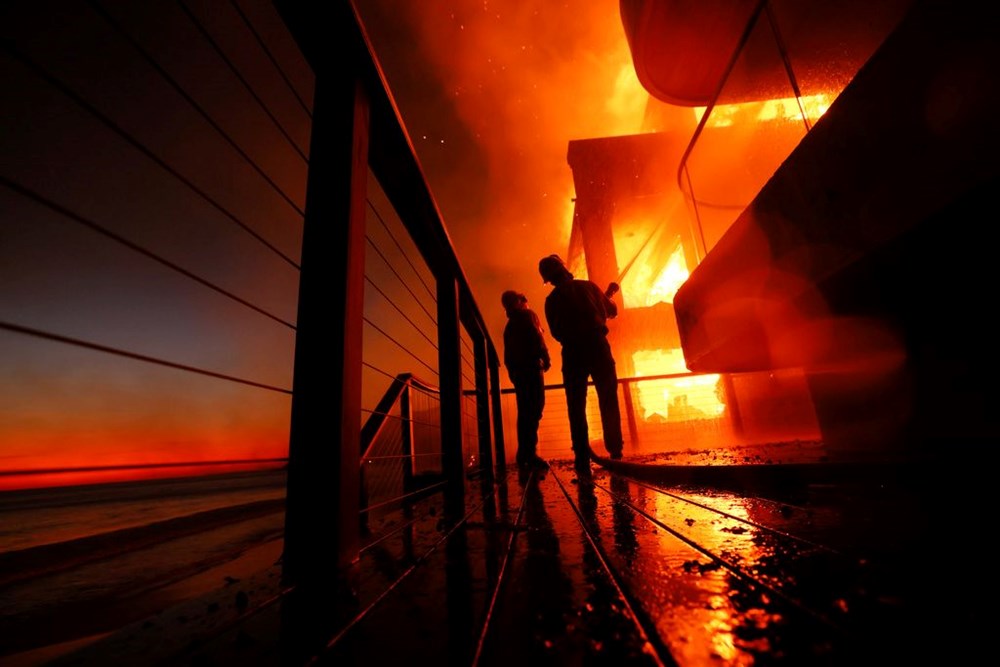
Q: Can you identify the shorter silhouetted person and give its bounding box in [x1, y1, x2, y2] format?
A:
[501, 290, 551, 470]
[538, 255, 624, 471]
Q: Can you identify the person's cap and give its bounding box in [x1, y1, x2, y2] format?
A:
[538, 254, 568, 284]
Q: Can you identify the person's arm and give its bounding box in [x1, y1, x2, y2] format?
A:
[502, 324, 515, 383]
[604, 290, 618, 319]
[528, 310, 551, 370]
[544, 297, 563, 343]
[537, 323, 552, 371]
[589, 281, 617, 319]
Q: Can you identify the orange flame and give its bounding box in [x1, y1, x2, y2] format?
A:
[694, 93, 833, 128]
[631, 349, 723, 421]
[621, 240, 690, 309]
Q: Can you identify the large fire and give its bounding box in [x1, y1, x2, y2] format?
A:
[619, 240, 723, 422]
[631, 349, 723, 422]
[693, 93, 832, 127]
[587, 94, 836, 428]
[619, 237, 689, 309]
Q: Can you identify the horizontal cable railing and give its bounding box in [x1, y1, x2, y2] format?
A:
[1, 0, 309, 495]
[1, 0, 505, 660]
[493, 369, 822, 464]
[360, 374, 444, 540]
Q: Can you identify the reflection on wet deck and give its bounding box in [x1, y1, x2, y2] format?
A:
[61, 453, 990, 666]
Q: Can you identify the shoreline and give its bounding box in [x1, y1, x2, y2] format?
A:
[0, 461, 288, 494]
[5, 538, 285, 667]
[0, 498, 285, 589]
[68, 537, 285, 665]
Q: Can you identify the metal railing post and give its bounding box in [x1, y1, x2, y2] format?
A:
[488, 343, 506, 472]
[437, 276, 466, 520]
[472, 328, 494, 481]
[282, 65, 369, 584]
[621, 378, 640, 446]
[401, 380, 414, 493]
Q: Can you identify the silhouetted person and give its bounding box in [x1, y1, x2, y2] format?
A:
[501, 290, 551, 470]
[537, 255, 624, 470]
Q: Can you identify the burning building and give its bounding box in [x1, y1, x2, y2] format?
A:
[562, 0, 998, 460]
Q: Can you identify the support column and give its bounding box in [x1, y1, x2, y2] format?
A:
[438, 276, 466, 520]
[283, 70, 369, 585]
[488, 345, 506, 472]
[472, 328, 494, 481]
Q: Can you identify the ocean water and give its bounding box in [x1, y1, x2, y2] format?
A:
[0, 467, 288, 662]
[0, 466, 287, 554]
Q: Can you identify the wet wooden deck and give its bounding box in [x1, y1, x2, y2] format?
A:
[52, 450, 991, 666]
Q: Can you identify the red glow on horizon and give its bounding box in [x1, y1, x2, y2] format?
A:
[0, 383, 292, 491]
[0, 459, 287, 492]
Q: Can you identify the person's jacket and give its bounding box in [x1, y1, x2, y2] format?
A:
[544, 279, 617, 347]
[503, 308, 550, 379]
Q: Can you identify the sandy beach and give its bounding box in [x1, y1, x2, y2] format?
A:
[45, 538, 285, 666]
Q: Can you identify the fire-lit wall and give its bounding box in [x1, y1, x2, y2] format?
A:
[564, 131, 821, 453]
[672, 1, 1000, 454]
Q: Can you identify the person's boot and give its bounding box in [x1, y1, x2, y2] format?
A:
[573, 448, 590, 472]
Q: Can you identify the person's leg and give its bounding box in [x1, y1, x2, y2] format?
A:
[592, 340, 624, 458]
[513, 382, 534, 465]
[562, 361, 590, 464]
[521, 370, 546, 463]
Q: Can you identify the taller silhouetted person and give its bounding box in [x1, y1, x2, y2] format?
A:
[538, 254, 624, 471]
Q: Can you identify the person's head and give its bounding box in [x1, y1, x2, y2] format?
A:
[538, 254, 572, 285]
[501, 290, 527, 314]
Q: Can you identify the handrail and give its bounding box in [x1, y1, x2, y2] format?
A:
[277, 0, 506, 578]
[486, 369, 723, 396]
[360, 373, 440, 461]
[276, 1, 497, 367]
[674, 0, 769, 260]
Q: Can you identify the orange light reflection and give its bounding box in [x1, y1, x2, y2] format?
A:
[694, 93, 833, 127]
[647, 489, 781, 665]
[0, 460, 287, 492]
